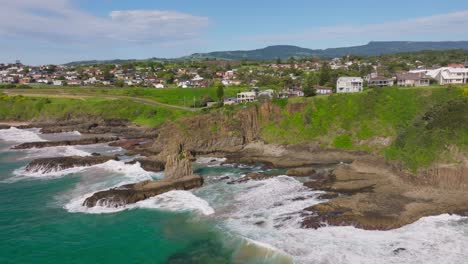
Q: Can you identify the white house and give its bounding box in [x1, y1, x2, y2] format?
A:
[336, 77, 363, 93]
[153, 83, 165, 89]
[52, 80, 63, 86]
[426, 67, 468, 85]
[237, 91, 256, 103]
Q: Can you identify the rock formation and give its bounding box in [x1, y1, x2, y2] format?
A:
[301, 156, 468, 230]
[25, 156, 116, 174]
[83, 143, 203, 208]
[12, 137, 119, 150]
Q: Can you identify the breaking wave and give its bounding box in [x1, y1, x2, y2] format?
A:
[65, 190, 215, 216]
[0, 127, 46, 143]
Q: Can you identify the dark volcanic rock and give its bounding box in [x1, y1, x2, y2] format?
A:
[227, 172, 282, 184]
[12, 137, 119, 150]
[25, 156, 116, 174]
[125, 159, 165, 172]
[82, 175, 203, 208]
[286, 167, 317, 177]
[0, 125, 11, 130]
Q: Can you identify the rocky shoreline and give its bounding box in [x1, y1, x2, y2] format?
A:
[4, 116, 468, 231]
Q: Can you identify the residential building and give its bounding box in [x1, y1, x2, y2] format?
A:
[336, 77, 363, 93]
[237, 91, 256, 103]
[280, 88, 305, 98]
[52, 80, 63, 86]
[313, 85, 333, 95]
[396, 72, 431, 87]
[368, 76, 394, 87]
[426, 68, 468, 85]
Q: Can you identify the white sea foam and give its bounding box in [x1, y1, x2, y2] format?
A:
[13, 165, 91, 179]
[0, 127, 46, 143]
[95, 160, 159, 178]
[196, 157, 227, 167]
[66, 190, 215, 216]
[211, 176, 468, 264]
[23, 146, 92, 159]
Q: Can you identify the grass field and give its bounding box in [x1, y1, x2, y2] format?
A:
[0, 95, 190, 127]
[1, 85, 248, 107]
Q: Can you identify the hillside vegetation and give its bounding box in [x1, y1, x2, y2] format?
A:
[261, 87, 468, 171]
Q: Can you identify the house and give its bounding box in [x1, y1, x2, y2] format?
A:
[280, 88, 305, 98]
[336, 77, 363, 93]
[368, 76, 394, 87]
[52, 80, 63, 86]
[396, 72, 431, 87]
[177, 80, 192, 88]
[237, 91, 257, 103]
[313, 85, 333, 95]
[258, 89, 275, 98]
[153, 83, 165, 89]
[67, 80, 82, 86]
[426, 67, 468, 85]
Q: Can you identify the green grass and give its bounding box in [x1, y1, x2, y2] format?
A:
[6, 86, 248, 107]
[261, 86, 468, 170]
[0, 95, 190, 127]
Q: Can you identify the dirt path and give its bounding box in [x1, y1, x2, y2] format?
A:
[2, 90, 200, 112]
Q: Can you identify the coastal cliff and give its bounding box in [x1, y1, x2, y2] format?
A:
[2, 87, 467, 230]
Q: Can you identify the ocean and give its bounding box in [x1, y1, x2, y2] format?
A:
[1, 127, 468, 264]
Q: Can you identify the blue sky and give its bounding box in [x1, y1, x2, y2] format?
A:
[1, 0, 468, 64]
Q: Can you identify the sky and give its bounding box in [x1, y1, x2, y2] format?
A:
[1, 0, 468, 65]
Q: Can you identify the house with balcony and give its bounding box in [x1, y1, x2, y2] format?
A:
[368, 76, 394, 87]
[396, 72, 431, 87]
[237, 91, 257, 103]
[336, 77, 363, 93]
[426, 68, 468, 85]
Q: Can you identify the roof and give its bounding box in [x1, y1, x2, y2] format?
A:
[369, 76, 393, 81]
[313, 85, 333, 90]
[396, 72, 430, 81]
[337, 77, 363, 82]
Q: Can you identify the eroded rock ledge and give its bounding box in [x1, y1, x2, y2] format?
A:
[25, 155, 116, 174]
[82, 175, 203, 208]
[300, 156, 468, 230]
[12, 137, 119, 150]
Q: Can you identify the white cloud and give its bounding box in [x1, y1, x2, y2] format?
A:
[243, 10, 468, 44]
[0, 0, 209, 43]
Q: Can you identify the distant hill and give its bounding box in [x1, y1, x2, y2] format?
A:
[188, 41, 468, 60]
[65, 41, 468, 65]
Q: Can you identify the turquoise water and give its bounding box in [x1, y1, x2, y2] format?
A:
[0, 145, 238, 264]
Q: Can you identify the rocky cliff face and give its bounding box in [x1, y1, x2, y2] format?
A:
[152, 105, 264, 159]
[164, 144, 193, 180]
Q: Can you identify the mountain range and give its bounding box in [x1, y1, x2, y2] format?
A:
[66, 41, 468, 65]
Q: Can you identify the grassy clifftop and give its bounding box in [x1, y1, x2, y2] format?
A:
[0, 95, 190, 127]
[261, 87, 468, 171]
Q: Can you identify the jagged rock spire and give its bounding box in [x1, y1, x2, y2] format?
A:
[164, 143, 193, 180]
